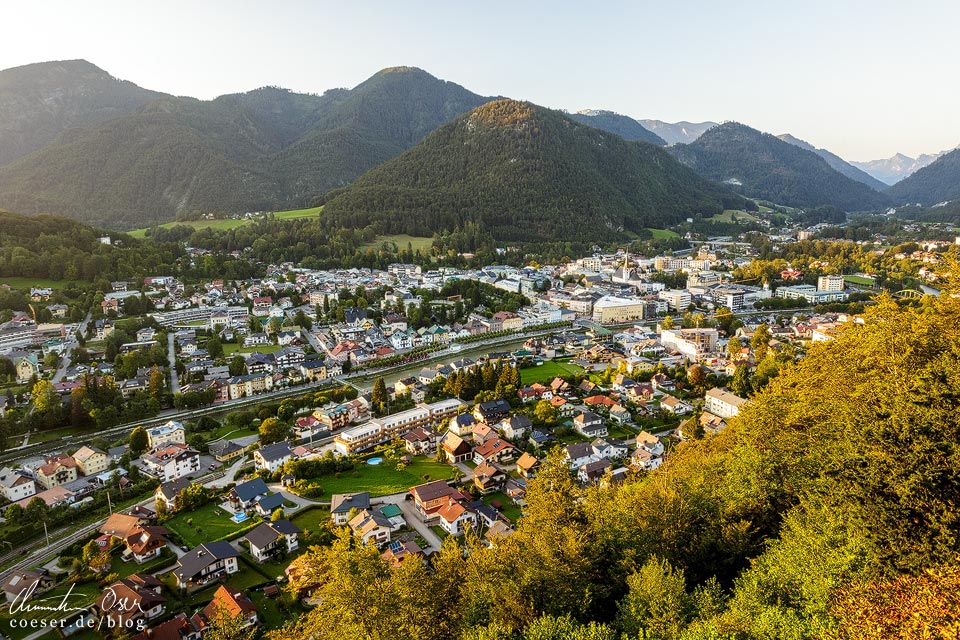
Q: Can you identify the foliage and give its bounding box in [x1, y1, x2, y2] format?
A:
[321, 100, 749, 244]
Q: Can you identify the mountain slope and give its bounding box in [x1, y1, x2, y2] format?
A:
[0, 65, 491, 228]
[885, 148, 960, 205]
[0, 59, 166, 166]
[569, 110, 666, 145]
[320, 100, 749, 242]
[639, 119, 717, 145]
[852, 150, 950, 186]
[670, 123, 890, 211]
[272, 66, 492, 201]
[777, 134, 887, 191]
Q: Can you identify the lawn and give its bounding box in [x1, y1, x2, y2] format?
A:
[306, 458, 457, 497]
[0, 276, 89, 290]
[164, 502, 263, 548]
[249, 587, 306, 631]
[223, 343, 282, 356]
[519, 359, 583, 385]
[361, 234, 434, 253]
[290, 505, 330, 533]
[128, 207, 321, 238]
[646, 227, 680, 239]
[274, 205, 323, 220]
[709, 209, 760, 223]
[483, 491, 523, 523]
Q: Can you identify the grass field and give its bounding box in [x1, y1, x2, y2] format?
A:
[709, 209, 761, 223]
[306, 457, 457, 497]
[274, 206, 322, 219]
[519, 360, 583, 385]
[483, 491, 523, 523]
[361, 234, 434, 252]
[127, 206, 323, 238]
[223, 343, 282, 356]
[164, 502, 264, 548]
[0, 276, 89, 289]
[646, 228, 680, 239]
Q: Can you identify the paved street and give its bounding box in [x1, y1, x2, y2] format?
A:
[51, 311, 91, 384]
[374, 492, 444, 552]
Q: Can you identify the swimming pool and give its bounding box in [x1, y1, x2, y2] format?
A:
[231, 512, 249, 523]
[367, 457, 384, 466]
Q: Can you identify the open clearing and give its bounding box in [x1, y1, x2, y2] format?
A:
[361, 234, 434, 253]
[128, 206, 323, 238]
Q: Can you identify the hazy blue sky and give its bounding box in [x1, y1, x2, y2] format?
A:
[5, 0, 958, 159]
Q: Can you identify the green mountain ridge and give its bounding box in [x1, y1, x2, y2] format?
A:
[670, 123, 891, 211]
[776, 133, 888, 191]
[569, 110, 666, 146]
[0, 64, 492, 228]
[885, 147, 960, 206]
[0, 59, 167, 167]
[320, 99, 750, 243]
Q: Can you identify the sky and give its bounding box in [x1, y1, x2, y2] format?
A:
[4, 0, 959, 160]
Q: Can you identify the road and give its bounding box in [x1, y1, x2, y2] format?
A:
[374, 492, 444, 552]
[51, 312, 91, 384]
[167, 332, 179, 394]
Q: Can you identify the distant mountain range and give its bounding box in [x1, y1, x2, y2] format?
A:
[1, 59, 956, 233]
[568, 110, 666, 146]
[639, 120, 718, 145]
[320, 100, 749, 242]
[885, 148, 960, 206]
[670, 123, 891, 211]
[776, 134, 887, 191]
[850, 151, 950, 186]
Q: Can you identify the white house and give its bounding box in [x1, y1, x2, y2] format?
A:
[254, 441, 294, 474]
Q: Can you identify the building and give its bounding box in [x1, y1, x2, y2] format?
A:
[155, 477, 192, 512]
[253, 441, 294, 473]
[473, 399, 511, 425]
[775, 285, 849, 304]
[141, 444, 200, 482]
[173, 542, 241, 590]
[35, 454, 78, 490]
[94, 574, 167, 628]
[410, 480, 463, 518]
[200, 586, 258, 630]
[348, 509, 393, 546]
[330, 492, 371, 525]
[72, 446, 109, 476]
[591, 296, 646, 323]
[658, 289, 692, 312]
[817, 275, 845, 291]
[146, 421, 186, 448]
[227, 478, 270, 511]
[0, 467, 36, 502]
[704, 387, 749, 419]
[243, 520, 301, 562]
[659, 328, 719, 360]
[1, 570, 54, 604]
[334, 399, 464, 455]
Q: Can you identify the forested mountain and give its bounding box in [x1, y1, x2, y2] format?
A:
[0, 65, 490, 228]
[670, 123, 891, 211]
[884, 147, 960, 206]
[274, 292, 960, 640]
[569, 110, 666, 145]
[851, 151, 946, 185]
[639, 119, 717, 145]
[0, 59, 166, 166]
[319, 100, 749, 243]
[777, 133, 887, 191]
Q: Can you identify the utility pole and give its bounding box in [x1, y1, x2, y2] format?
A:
[107, 490, 113, 515]
[43, 521, 50, 547]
